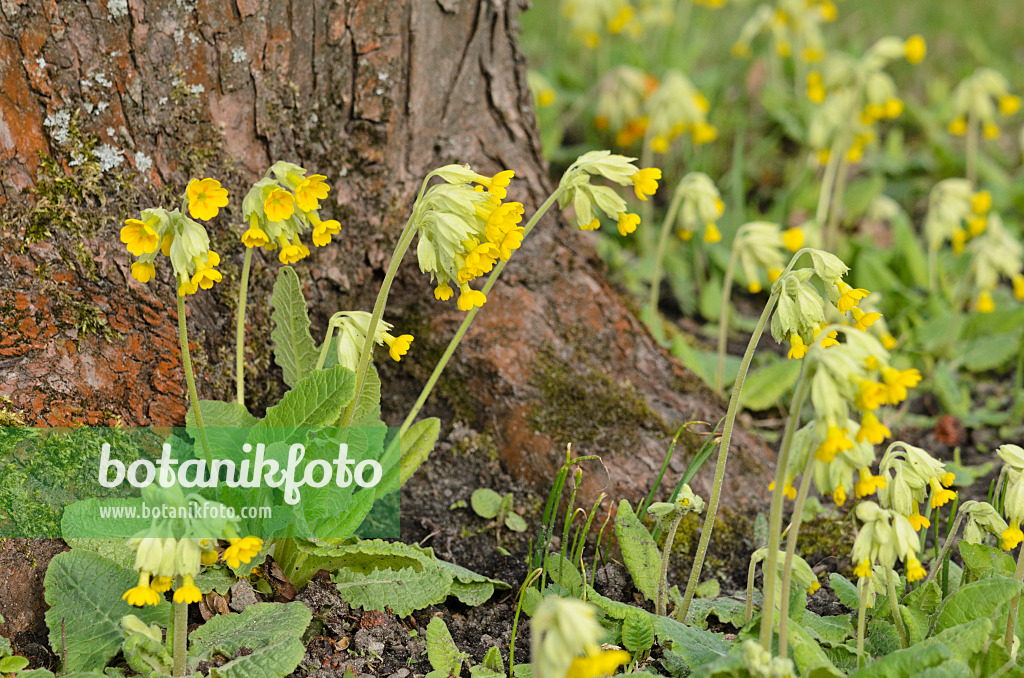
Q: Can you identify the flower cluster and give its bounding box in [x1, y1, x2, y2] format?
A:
[557, 151, 658, 236]
[732, 221, 804, 293]
[947, 68, 1021, 140]
[663, 172, 725, 243]
[560, 0, 639, 48]
[592, 66, 658, 147]
[122, 178, 228, 296]
[997, 445, 1024, 550]
[851, 501, 925, 582]
[966, 213, 1024, 313]
[731, 0, 838, 62]
[876, 442, 956, 533]
[240, 161, 339, 264]
[751, 547, 821, 604]
[642, 70, 718, 151]
[923, 179, 993, 253]
[958, 500, 1008, 547]
[328, 311, 414, 371]
[805, 35, 925, 164]
[531, 597, 630, 678]
[412, 165, 523, 311]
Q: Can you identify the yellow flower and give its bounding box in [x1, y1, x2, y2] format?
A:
[977, 289, 995, 313]
[123, 573, 161, 607]
[201, 549, 219, 566]
[242, 226, 270, 248]
[801, 47, 824, 63]
[150, 575, 173, 593]
[837, 281, 869, 314]
[769, 481, 797, 500]
[808, 579, 821, 594]
[121, 219, 160, 256]
[616, 212, 640, 237]
[819, 1, 837, 21]
[294, 174, 330, 212]
[880, 367, 921, 405]
[537, 89, 556, 107]
[566, 650, 631, 678]
[131, 261, 155, 283]
[457, 286, 487, 311]
[278, 241, 306, 265]
[857, 380, 887, 411]
[971, 191, 992, 215]
[768, 267, 782, 283]
[904, 35, 926, 64]
[833, 484, 847, 505]
[386, 334, 414, 362]
[884, 98, 904, 118]
[851, 307, 882, 331]
[984, 122, 1001, 139]
[854, 468, 887, 498]
[191, 262, 222, 290]
[815, 425, 853, 463]
[748, 280, 762, 294]
[311, 228, 332, 247]
[856, 412, 891, 445]
[782, 227, 804, 252]
[478, 170, 515, 200]
[178, 279, 199, 297]
[905, 555, 926, 582]
[928, 477, 956, 509]
[173, 574, 203, 604]
[264, 188, 296, 223]
[651, 136, 670, 154]
[1013, 274, 1024, 301]
[787, 334, 808, 360]
[224, 537, 263, 569]
[947, 117, 967, 136]
[703, 222, 721, 243]
[631, 167, 661, 201]
[678, 228, 693, 241]
[186, 178, 229, 221]
[435, 283, 454, 301]
[1002, 522, 1023, 551]
[999, 95, 1021, 116]
[881, 333, 898, 350]
[908, 504, 930, 531]
[691, 122, 718, 145]
[951, 228, 968, 253]
[853, 559, 872, 579]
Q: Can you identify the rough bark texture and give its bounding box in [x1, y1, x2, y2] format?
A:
[0, 0, 771, 645]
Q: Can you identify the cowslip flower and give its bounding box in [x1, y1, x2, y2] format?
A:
[557, 151, 656, 234]
[329, 311, 414, 371]
[186, 178, 229, 221]
[123, 202, 224, 297]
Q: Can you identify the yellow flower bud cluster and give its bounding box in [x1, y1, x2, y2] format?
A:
[557, 150, 656, 236]
[923, 179, 992, 253]
[851, 500, 926, 582]
[560, 0, 640, 49]
[947, 68, 1021, 140]
[591, 66, 657, 147]
[806, 35, 924, 164]
[730, 0, 837, 64]
[412, 165, 523, 311]
[731, 221, 803, 293]
[996, 445, 1024, 550]
[663, 172, 725, 244]
[876, 442, 956, 536]
[642, 71, 718, 151]
[327, 311, 414, 371]
[240, 161, 339, 263]
[122, 177, 228, 297]
[965, 213, 1024, 314]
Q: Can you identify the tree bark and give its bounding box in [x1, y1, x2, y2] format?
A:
[0, 0, 771, 644]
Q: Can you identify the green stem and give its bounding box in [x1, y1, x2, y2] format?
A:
[887, 568, 908, 649]
[759, 369, 813, 650]
[172, 600, 187, 677]
[177, 295, 212, 465]
[714, 236, 741, 393]
[647, 182, 687, 342]
[814, 138, 842, 229]
[315, 322, 337, 371]
[777, 452, 816, 658]
[824, 156, 850, 254]
[746, 555, 758, 624]
[966, 106, 979, 185]
[509, 568, 543, 678]
[678, 290, 779, 622]
[857, 578, 867, 668]
[235, 247, 253, 406]
[342, 217, 418, 426]
[1005, 545, 1024, 652]
[398, 188, 563, 436]
[1013, 328, 1024, 427]
[658, 514, 684, 617]
[925, 511, 963, 583]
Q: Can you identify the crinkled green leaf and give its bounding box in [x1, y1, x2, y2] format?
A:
[959, 541, 1016, 578]
[614, 500, 660, 602]
[739, 358, 801, 411]
[788, 621, 841, 677]
[271, 266, 320, 388]
[622, 609, 655, 653]
[931, 576, 1023, 633]
[400, 417, 440, 486]
[334, 565, 453, 617]
[650, 614, 729, 670]
[828, 573, 860, 609]
[426, 617, 467, 677]
[188, 602, 311, 678]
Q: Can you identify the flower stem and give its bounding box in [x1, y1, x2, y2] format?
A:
[759, 367, 812, 650]
[1005, 544, 1024, 652]
[678, 290, 779, 622]
[235, 247, 253, 406]
[172, 600, 187, 677]
[857, 578, 867, 667]
[714, 238, 741, 393]
[777, 452, 816, 658]
[398, 188, 563, 436]
[177, 294, 212, 465]
[824, 156, 850, 254]
[746, 556, 758, 624]
[887, 568, 908, 649]
[341, 217, 417, 427]
[925, 510, 963, 583]
[647, 180, 687, 342]
[966, 106, 979, 185]
[658, 514, 684, 617]
[315, 322, 337, 371]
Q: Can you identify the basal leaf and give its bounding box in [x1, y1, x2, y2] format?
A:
[271, 266, 320, 388]
[959, 541, 1016, 578]
[400, 418, 440, 486]
[651, 615, 729, 670]
[188, 602, 311, 678]
[334, 565, 453, 617]
[827, 573, 860, 609]
[621, 609, 655, 653]
[254, 365, 355, 433]
[614, 500, 660, 602]
[426, 617, 466, 677]
[931, 576, 1023, 634]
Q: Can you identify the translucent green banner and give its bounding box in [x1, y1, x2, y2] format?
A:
[0, 426, 400, 539]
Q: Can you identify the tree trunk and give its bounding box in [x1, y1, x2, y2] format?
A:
[0, 0, 770, 645]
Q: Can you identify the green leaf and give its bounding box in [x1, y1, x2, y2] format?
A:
[400, 418, 440, 486]
[334, 565, 453, 617]
[848, 643, 953, 678]
[614, 500, 661, 602]
[891, 215, 930, 288]
[931, 576, 1023, 633]
[959, 542, 1017, 578]
[471, 488, 503, 519]
[621, 610, 655, 653]
[505, 512, 528, 532]
[188, 602, 311, 678]
[0, 655, 29, 672]
[739, 357, 801, 411]
[684, 596, 749, 629]
[962, 330, 1023, 372]
[44, 550, 171, 673]
[650, 614, 729, 670]
[788, 621, 841, 677]
[695, 579, 720, 599]
[903, 580, 942, 616]
[255, 365, 355, 432]
[61, 499, 150, 544]
[801, 610, 854, 648]
[426, 617, 467, 677]
[271, 266, 320, 388]
[193, 566, 238, 595]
